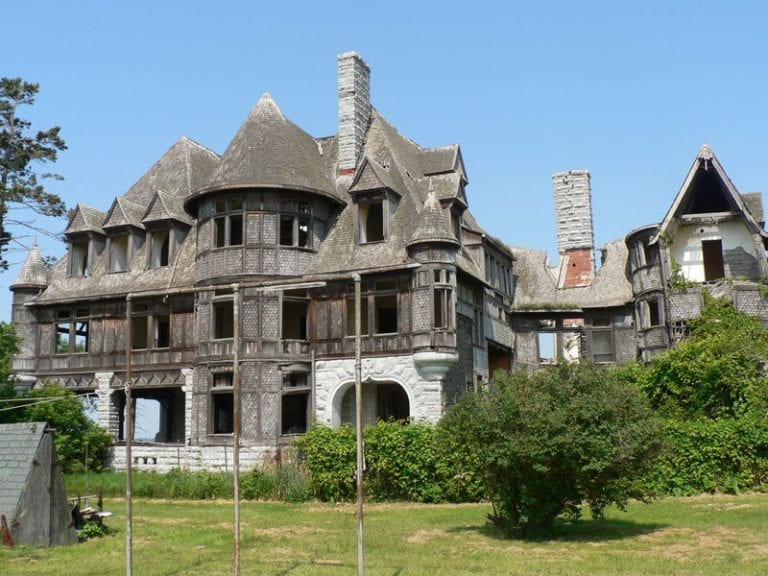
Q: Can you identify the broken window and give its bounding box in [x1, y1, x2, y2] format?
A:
[149, 229, 170, 268]
[281, 372, 310, 435]
[357, 197, 386, 243]
[132, 316, 148, 349]
[213, 197, 244, 248]
[109, 234, 129, 272]
[345, 279, 400, 335]
[375, 294, 398, 334]
[55, 309, 89, 354]
[70, 239, 90, 277]
[433, 269, 454, 329]
[639, 298, 662, 328]
[211, 371, 234, 435]
[282, 299, 308, 340]
[702, 239, 725, 281]
[213, 299, 234, 339]
[154, 315, 170, 348]
[592, 331, 613, 363]
[279, 201, 312, 248]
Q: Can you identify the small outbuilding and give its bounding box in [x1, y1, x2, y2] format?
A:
[0, 422, 77, 546]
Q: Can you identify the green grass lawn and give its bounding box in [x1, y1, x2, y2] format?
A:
[1, 493, 767, 575]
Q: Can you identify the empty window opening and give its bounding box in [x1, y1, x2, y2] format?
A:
[282, 300, 308, 340]
[110, 235, 129, 272]
[340, 382, 409, 426]
[702, 239, 725, 281]
[70, 240, 89, 277]
[648, 299, 661, 327]
[132, 316, 149, 350]
[281, 373, 310, 435]
[359, 200, 385, 243]
[134, 398, 161, 441]
[213, 197, 244, 248]
[433, 288, 453, 329]
[150, 230, 170, 268]
[211, 392, 234, 434]
[538, 332, 556, 364]
[213, 300, 234, 339]
[115, 387, 185, 443]
[592, 331, 614, 363]
[375, 294, 398, 334]
[346, 295, 370, 336]
[154, 315, 170, 348]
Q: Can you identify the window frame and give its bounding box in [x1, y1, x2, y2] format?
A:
[280, 372, 311, 436]
[54, 308, 90, 355]
[355, 192, 389, 244]
[210, 371, 234, 435]
[278, 200, 312, 248]
[213, 197, 245, 249]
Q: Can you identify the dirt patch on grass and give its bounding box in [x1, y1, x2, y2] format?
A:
[406, 528, 448, 543]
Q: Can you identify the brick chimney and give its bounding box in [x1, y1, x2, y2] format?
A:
[553, 170, 595, 288]
[338, 52, 371, 175]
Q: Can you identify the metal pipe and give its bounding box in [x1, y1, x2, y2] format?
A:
[125, 294, 133, 576]
[353, 272, 364, 576]
[232, 284, 241, 576]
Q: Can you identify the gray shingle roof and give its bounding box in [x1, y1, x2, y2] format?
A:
[103, 196, 146, 230]
[0, 422, 46, 521]
[407, 190, 459, 248]
[65, 204, 107, 235]
[189, 94, 343, 210]
[11, 244, 47, 289]
[143, 190, 192, 226]
[124, 137, 219, 207]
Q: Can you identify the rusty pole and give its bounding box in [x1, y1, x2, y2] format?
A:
[353, 273, 365, 576]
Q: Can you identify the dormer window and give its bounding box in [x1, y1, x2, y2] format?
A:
[450, 206, 463, 243]
[356, 192, 391, 244]
[150, 229, 170, 268]
[213, 197, 244, 248]
[109, 234, 129, 272]
[70, 238, 90, 277]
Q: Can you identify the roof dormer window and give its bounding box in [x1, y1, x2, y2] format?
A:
[70, 238, 90, 277]
[356, 193, 391, 244]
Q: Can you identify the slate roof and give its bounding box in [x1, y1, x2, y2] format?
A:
[143, 190, 192, 226]
[124, 137, 219, 206]
[11, 244, 47, 289]
[0, 422, 47, 521]
[407, 190, 459, 248]
[511, 240, 633, 309]
[187, 94, 343, 212]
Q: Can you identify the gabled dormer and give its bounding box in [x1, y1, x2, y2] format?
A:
[102, 196, 146, 273]
[64, 204, 107, 277]
[348, 157, 402, 244]
[142, 191, 191, 269]
[653, 145, 768, 282]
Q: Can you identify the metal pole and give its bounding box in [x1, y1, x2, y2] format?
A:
[125, 295, 133, 576]
[232, 284, 241, 576]
[353, 273, 364, 576]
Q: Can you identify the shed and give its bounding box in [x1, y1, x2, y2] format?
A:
[0, 422, 77, 546]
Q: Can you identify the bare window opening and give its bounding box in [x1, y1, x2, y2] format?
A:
[229, 214, 243, 245]
[215, 217, 226, 247]
[56, 323, 71, 354]
[279, 215, 294, 246]
[433, 288, 453, 329]
[134, 398, 161, 441]
[70, 240, 89, 277]
[109, 235, 129, 272]
[132, 316, 148, 350]
[359, 200, 385, 243]
[211, 392, 234, 434]
[154, 315, 170, 348]
[150, 230, 170, 268]
[375, 294, 398, 334]
[281, 392, 309, 435]
[213, 198, 244, 248]
[592, 331, 614, 363]
[280, 202, 312, 248]
[648, 299, 661, 327]
[213, 372, 233, 388]
[702, 239, 725, 281]
[213, 300, 234, 339]
[118, 388, 185, 443]
[538, 332, 556, 364]
[346, 296, 370, 336]
[282, 300, 308, 340]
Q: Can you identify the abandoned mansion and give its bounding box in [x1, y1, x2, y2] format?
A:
[10, 53, 768, 470]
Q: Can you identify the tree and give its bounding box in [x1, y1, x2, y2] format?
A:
[439, 363, 662, 537]
[0, 321, 21, 424]
[640, 294, 768, 419]
[0, 77, 67, 269]
[22, 383, 111, 473]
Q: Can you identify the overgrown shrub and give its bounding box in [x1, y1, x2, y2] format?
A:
[295, 424, 357, 501]
[440, 363, 662, 537]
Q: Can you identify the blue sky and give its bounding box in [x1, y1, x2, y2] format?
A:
[3, 1, 768, 319]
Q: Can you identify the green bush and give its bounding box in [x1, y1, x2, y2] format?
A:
[295, 424, 357, 501]
[440, 363, 662, 537]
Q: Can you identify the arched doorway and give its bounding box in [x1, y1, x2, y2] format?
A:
[337, 381, 410, 426]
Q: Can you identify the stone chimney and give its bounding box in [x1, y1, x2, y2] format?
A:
[553, 170, 595, 288]
[338, 52, 371, 175]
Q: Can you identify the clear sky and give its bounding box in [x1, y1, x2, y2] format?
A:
[3, 0, 768, 320]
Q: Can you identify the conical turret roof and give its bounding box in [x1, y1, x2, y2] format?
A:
[187, 94, 342, 213]
[11, 244, 47, 289]
[407, 188, 459, 248]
